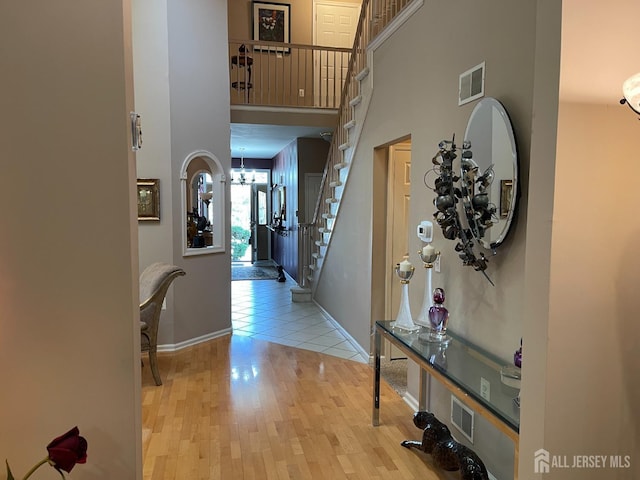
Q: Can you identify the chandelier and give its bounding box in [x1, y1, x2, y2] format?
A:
[231, 150, 255, 185]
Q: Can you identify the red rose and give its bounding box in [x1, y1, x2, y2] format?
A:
[46, 427, 88, 473]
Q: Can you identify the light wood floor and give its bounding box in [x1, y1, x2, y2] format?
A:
[142, 334, 449, 480]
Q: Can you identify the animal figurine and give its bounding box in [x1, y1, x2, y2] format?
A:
[401, 411, 489, 480]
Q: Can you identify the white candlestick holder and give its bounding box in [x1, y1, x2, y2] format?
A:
[415, 246, 440, 327]
[392, 261, 420, 332]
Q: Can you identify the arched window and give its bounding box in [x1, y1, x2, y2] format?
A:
[180, 150, 226, 256]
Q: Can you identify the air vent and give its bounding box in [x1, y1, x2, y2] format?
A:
[451, 395, 475, 443]
[458, 62, 485, 105]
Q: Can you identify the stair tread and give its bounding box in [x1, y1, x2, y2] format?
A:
[355, 67, 370, 81]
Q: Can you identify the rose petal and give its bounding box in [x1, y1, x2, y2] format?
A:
[47, 427, 88, 473]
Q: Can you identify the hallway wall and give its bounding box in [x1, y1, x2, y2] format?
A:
[0, 1, 141, 477]
[315, 1, 538, 477]
[272, 138, 328, 280]
[134, 0, 232, 347]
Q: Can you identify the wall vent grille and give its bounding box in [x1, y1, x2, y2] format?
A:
[458, 61, 485, 105]
[451, 395, 475, 443]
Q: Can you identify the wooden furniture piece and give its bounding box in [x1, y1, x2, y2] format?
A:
[373, 320, 520, 479]
[140, 262, 186, 385]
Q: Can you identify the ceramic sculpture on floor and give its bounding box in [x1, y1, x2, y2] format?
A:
[401, 411, 489, 480]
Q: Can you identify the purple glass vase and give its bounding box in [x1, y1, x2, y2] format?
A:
[514, 338, 522, 368]
[428, 287, 449, 343]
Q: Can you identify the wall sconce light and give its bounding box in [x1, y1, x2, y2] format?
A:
[620, 72, 640, 115]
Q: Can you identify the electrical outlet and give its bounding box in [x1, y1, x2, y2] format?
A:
[299, 89, 305, 97]
[480, 377, 490, 400]
[434, 255, 441, 272]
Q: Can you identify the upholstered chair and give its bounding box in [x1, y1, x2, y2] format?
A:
[139, 263, 186, 385]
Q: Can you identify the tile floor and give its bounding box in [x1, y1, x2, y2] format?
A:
[231, 274, 368, 363]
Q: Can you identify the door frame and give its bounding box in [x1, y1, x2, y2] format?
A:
[251, 182, 271, 263]
[370, 135, 411, 358]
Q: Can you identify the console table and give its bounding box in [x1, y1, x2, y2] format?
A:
[372, 320, 520, 478]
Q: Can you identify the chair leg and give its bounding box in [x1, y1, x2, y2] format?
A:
[148, 350, 162, 386]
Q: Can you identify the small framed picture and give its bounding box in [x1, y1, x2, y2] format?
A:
[137, 179, 160, 221]
[252, 1, 291, 53]
[500, 179, 513, 218]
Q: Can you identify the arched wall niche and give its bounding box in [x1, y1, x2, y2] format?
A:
[180, 150, 226, 256]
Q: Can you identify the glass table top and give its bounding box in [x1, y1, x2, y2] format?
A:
[375, 320, 520, 433]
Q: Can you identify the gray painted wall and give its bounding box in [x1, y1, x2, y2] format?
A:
[134, 0, 232, 347]
[168, 0, 232, 345]
[316, 0, 535, 357]
[0, 1, 141, 477]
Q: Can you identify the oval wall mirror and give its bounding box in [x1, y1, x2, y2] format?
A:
[463, 97, 518, 250]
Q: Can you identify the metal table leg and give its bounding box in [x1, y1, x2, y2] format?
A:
[419, 368, 430, 412]
[372, 326, 381, 426]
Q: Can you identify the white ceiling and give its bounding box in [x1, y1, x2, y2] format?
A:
[230, 123, 331, 159]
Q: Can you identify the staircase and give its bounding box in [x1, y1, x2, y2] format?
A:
[295, 0, 419, 298]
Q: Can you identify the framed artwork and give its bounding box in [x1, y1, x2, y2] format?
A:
[500, 179, 513, 218]
[252, 1, 291, 53]
[137, 179, 160, 221]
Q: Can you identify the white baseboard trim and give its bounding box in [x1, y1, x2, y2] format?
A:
[313, 300, 370, 362]
[157, 328, 232, 352]
[403, 391, 419, 412]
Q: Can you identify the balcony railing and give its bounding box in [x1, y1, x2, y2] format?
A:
[229, 40, 351, 109]
[370, 0, 415, 37]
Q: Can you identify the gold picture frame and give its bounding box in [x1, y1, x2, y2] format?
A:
[137, 179, 160, 221]
[500, 179, 513, 218]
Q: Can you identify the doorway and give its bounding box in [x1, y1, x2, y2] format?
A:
[230, 170, 271, 264]
[371, 137, 412, 359]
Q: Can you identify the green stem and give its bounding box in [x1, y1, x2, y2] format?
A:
[21, 458, 49, 480]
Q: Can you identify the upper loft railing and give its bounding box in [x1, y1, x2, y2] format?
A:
[370, 0, 415, 37]
[229, 40, 351, 109]
[229, 0, 416, 110]
[308, 0, 371, 230]
[303, 0, 418, 287]
[309, 0, 418, 222]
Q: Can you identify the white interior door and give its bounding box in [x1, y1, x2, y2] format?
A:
[313, 1, 359, 107]
[385, 142, 411, 359]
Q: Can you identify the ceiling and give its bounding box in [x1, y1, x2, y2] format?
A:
[560, 0, 639, 106]
[230, 123, 331, 159]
